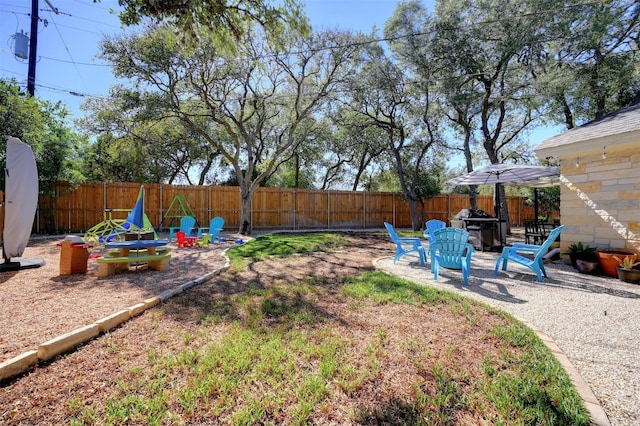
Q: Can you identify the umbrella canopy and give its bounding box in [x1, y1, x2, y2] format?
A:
[446, 164, 560, 247]
[446, 164, 560, 188]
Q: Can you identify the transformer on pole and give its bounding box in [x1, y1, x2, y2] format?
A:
[13, 31, 29, 59]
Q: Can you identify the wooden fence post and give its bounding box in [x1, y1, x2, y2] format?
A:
[392, 193, 396, 227]
[327, 190, 330, 229]
[159, 184, 164, 230]
[362, 191, 365, 229]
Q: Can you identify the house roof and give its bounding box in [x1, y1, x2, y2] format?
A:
[535, 102, 640, 158]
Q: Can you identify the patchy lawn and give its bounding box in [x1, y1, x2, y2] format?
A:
[0, 233, 589, 425]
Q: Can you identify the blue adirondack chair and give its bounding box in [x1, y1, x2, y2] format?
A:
[494, 225, 565, 282]
[423, 219, 446, 243]
[429, 227, 475, 286]
[168, 216, 196, 242]
[197, 216, 225, 242]
[384, 222, 426, 267]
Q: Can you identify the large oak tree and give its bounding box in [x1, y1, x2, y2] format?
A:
[98, 25, 363, 234]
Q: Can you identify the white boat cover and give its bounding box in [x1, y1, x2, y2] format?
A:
[3, 137, 39, 258]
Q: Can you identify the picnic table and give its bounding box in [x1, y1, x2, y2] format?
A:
[97, 240, 171, 277]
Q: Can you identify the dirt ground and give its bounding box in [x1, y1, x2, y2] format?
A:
[0, 232, 521, 424]
[1, 235, 230, 363]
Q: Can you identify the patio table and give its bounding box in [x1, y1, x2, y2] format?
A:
[98, 240, 171, 277]
[105, 239, 169, 256]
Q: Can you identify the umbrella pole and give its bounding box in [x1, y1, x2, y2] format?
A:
[495, 183, 504, 248]
[496, 183, 500, 247]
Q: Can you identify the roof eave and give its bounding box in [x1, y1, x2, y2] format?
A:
[535, 130, 639, 160]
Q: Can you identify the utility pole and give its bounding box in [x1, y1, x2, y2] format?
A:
[26, 0, 58, 96]
[27, 0, 38, 96]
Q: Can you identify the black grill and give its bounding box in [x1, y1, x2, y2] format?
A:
[456, 208, 497, 251]
[467, 209, 493, 219]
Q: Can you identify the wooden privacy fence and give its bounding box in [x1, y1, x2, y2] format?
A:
[4, 182, 550, 235]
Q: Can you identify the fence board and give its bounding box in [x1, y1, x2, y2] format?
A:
[252, 187, 294, 229]
[0, 182, 556, 236]
[363, 192, 394, 228]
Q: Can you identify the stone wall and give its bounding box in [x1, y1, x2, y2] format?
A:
[557, 141, 640, 254]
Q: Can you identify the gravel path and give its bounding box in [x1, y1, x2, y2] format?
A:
[374, 250, 640, 426]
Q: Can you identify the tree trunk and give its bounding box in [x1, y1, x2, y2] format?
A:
[456, 108, 478, 210]
[408, 198, 420, 231]
[294, 153, 300, 188]
[239, 185, 253, 235]
[469, 186, 478, 210]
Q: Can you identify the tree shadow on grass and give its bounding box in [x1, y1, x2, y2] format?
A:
[354, 397, 424, 425]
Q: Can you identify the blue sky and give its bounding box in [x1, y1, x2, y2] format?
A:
[0, 0, 560, 144]
[1, 0, 123, 116]
[0, 0, 422, 118]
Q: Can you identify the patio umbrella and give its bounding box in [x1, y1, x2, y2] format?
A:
[445, 164, 560, 245]
[445, 164, 560, 188]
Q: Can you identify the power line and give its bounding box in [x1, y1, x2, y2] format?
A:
[45, 7, 89, 94]
[0, 67, 106, 100]
[36, 82, 108, 99]
[0, 8, 121, 32]
[0, 67, 26, 80]
[1, 46, 113, 67]
[39, 21, 113, 37]
[35, 55, 112, 66]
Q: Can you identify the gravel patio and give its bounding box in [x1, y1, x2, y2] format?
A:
[374, 241, 640, 426]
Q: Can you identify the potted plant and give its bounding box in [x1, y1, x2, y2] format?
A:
[596, 249, 638, 278]
[563, 242, 597, 270]
[614, 256, 640, 284]
[575, 253, 600, 275]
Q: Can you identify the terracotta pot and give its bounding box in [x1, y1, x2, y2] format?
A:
[617, 267, 640, 284]
[596, 251, 638, 278]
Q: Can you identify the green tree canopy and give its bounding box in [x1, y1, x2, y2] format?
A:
[113, 0, 309, 45]
[96, 24, 364, 234]
[0, 79, 86, 194]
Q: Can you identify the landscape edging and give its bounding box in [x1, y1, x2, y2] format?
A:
[0, 255, 230, 383]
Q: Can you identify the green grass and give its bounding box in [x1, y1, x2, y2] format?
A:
[227, 232, 348, 268]
[69, 232, 590, 425]
[341, 270, 462, 305]
[396, 229, 425, 239]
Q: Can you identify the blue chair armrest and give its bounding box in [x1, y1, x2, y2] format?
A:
[398, 237, 422, 244]
[511, 243, 543, 253]
[465, 243, 475, 257]
[460, 242, 474, 262]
